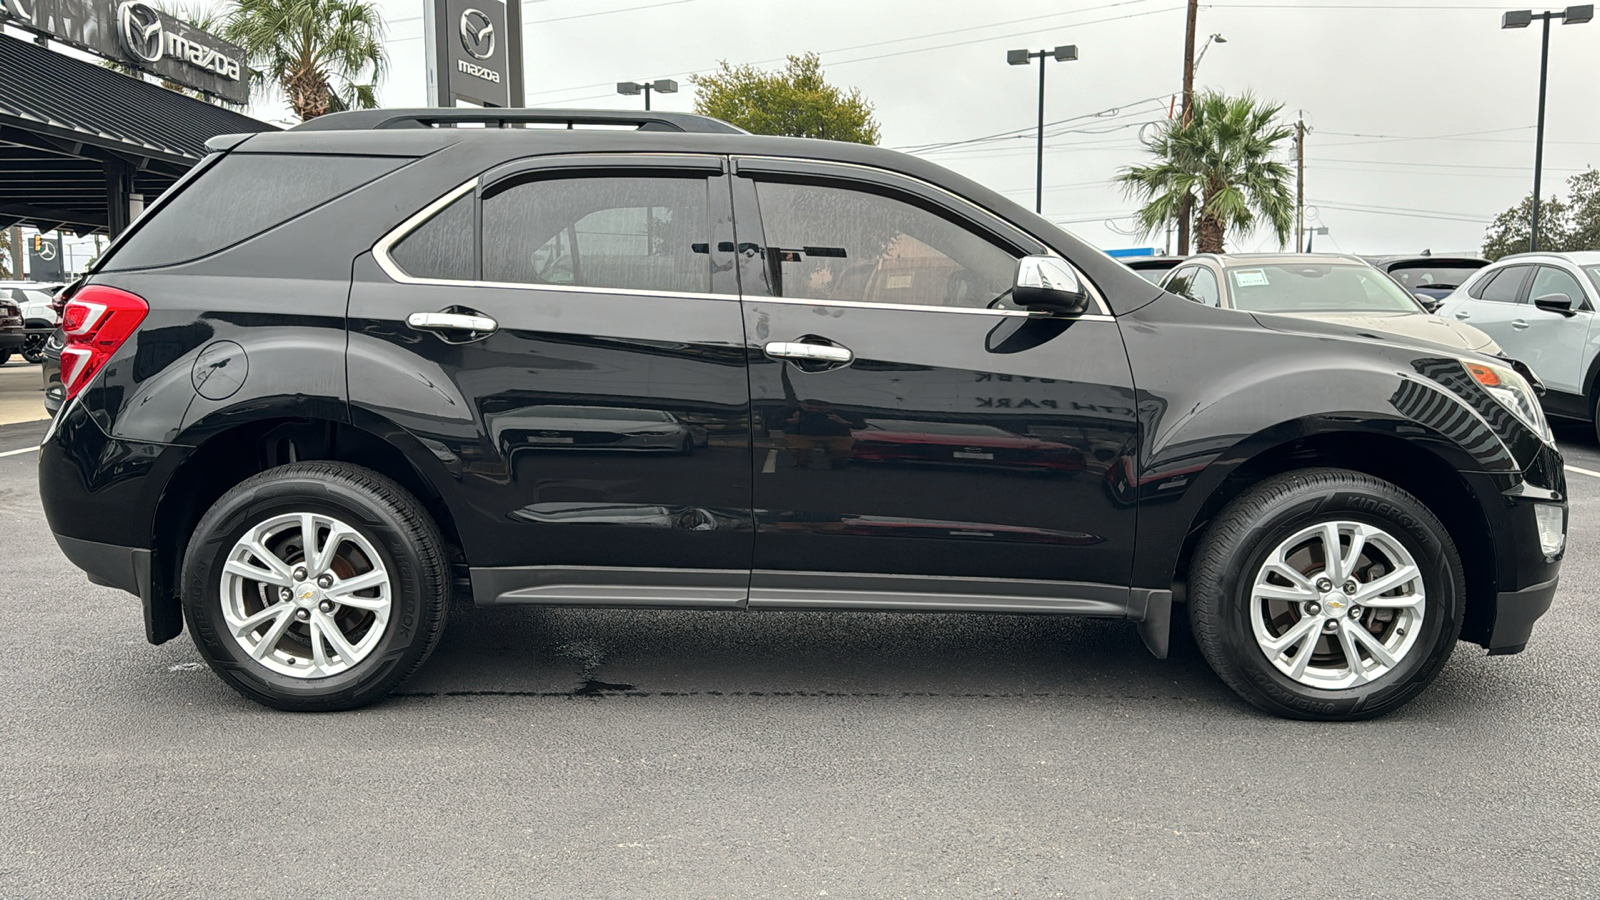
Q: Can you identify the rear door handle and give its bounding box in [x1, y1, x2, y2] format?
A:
[407, 311, 499, 334]
[1512, 319, 1529, 330]
[764, 341, 854, 364]
[1454, 311, 1470, 320]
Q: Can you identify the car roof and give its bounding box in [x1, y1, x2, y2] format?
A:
[1124, 256, 1186, 269]
[1496, 251, 1600, 266]
[1369, 255, 1488, 268]
[1187, 252, 1369, 268]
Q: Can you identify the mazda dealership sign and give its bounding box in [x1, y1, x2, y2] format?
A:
[0, 0, 249, 104]
[423, 0, 522, 108]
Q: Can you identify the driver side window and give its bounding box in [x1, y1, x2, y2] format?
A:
[750, 180, 1021, 309]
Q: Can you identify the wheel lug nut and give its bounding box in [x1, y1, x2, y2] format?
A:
[1324, 620, 1339, 632]
[296, 608, 310, 621]
[1306, 603, 1321, 616]
[293, 567, 308, 581]
[1343, 581, 1358, 595]
[1349, 606, 1362, 619]
[319, 601, 333, 613]
[1316, 578, 1333, 592]
[317, 574, 334, 589]
[279, 587, 292, 601]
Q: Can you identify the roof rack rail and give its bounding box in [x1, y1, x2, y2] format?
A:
[290, 108, 749, 135]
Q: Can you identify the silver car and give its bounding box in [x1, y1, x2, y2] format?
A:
[1160, 253, 1500, 353]
[1435, 251, 1600, 437]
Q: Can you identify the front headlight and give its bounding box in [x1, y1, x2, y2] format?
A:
[1462, 358, 1552, 443]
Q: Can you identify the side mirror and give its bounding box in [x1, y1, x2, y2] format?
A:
[1533, 292, 1576, 316]
[1013, 256, 1091, 315]
[1411, 292, 1441, 313]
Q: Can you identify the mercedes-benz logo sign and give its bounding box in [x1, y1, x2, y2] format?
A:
[36, 242, 56, 262]
[459, 9, 495, 60]
[118, 0, 165, 64]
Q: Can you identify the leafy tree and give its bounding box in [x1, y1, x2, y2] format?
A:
[691, 53, 880, 144]
[0, 230, 12, 279]
[222, 0, 386, 122]
[1479, 169, 1600, 260]
[1117, 91, 1295, 254]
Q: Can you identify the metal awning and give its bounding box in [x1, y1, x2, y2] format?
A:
[0, 33, 276, 236]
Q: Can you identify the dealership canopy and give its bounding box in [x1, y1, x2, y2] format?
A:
[0, 32, 274, 235]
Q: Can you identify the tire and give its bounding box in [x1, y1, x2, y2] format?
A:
[1189, 468, 1463, 721]
[21, 335, 45, 364]
[181, 462, 450, 711]
[0, 350, 10, 365]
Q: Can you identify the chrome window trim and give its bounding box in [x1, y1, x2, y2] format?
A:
[373, 161, 1114, 318]
[732, 154, 1112, 316]
[752, 295, 1114, 321]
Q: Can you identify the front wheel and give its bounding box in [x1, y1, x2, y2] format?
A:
[181, 462, 450, 711]
[20, 334, 45, 364]
[1189, 468, 1463, 720]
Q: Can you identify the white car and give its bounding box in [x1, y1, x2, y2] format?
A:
[0, 280, 64, 364]
[1435, 251, 1600, 437]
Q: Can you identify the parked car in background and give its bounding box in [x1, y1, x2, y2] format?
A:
[0, 293, 22, 363]
[1368, 255, 1489, 311]
[37, 108, 1565, 722]
[1434, 251, 1600, 436]
[1161, 253, 1500, 353]
[1123, 255, 1186, 283]
[0, 281, 65, 363]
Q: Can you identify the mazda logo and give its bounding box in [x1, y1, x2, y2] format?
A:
[117, 0, 164, 64]
[459, 8, 494, 60]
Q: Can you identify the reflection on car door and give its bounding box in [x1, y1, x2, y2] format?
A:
[731, 158, 1140, 613]
[348, 155, 754, 604]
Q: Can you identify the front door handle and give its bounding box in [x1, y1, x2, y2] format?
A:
[764, 341, 854, 365]
[1454, 311, 1470, 320]
[407, 311, 499, 334]
[1512, 319, 1530, 330]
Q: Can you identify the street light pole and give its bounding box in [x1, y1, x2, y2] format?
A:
[1502, 5, 1592, 252]
[1007, 45, 1079, 215]
[617, 78, 679, 111]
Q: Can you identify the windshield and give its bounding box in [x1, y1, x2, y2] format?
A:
[1226, 264, 1422, 314]
[1386, 263, 1484, 291]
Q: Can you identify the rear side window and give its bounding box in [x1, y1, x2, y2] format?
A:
[390, 194, 476, 282]
[1472, 266, 1531, 303]
[481, 175, 710, 293]
[103, 153, 404, 270]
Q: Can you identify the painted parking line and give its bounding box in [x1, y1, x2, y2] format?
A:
[1568, 463, 1600, 479]
[0, 445, 38, 459]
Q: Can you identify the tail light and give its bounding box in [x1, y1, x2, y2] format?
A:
[60, 285, 148, 401]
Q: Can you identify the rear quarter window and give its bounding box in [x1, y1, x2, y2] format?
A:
[100, 153, 405, 271]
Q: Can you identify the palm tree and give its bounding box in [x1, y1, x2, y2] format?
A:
[1118, 91, 1295, 254]
[221, 0, 386, 122]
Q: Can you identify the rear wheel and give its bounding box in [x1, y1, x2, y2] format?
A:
[20, 334, 45, 364]
[0, 349, 10, 365]
[181, 462, 449, 711]
[1189, 468, 1463, 720]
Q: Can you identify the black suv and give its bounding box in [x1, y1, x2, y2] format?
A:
[39, 109, 1566, 719]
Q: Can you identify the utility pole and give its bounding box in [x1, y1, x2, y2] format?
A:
[1503, 7, 1593, 252]
[1295, 117, 1307, 252]
[1177, 0, 1199, 255]
[1007, 45, 1079, 215]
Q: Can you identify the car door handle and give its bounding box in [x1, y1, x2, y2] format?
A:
[764, 341, 854, 364]
[407, 311, 499, 334]
[1512, 319, 1529, 330]
[1454, 311, 1470, 320]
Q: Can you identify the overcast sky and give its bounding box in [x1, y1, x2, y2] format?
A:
[40, 0, 1600, 257]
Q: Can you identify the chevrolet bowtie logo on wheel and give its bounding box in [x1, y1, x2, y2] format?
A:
[459, 9, 495, 60]
[118, 0, 164, 64]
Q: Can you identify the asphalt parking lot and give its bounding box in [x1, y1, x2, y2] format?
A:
[2, 361, 1598, 898]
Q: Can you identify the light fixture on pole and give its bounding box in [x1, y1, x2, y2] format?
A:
[1193, 33, 1226, 74]
[1007, 44, 1079, 215]
[617, 79, 679, 111]
[1501, 5, 1592, 252]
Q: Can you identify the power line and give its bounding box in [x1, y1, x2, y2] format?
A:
[1309, 200, 1492, 223]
